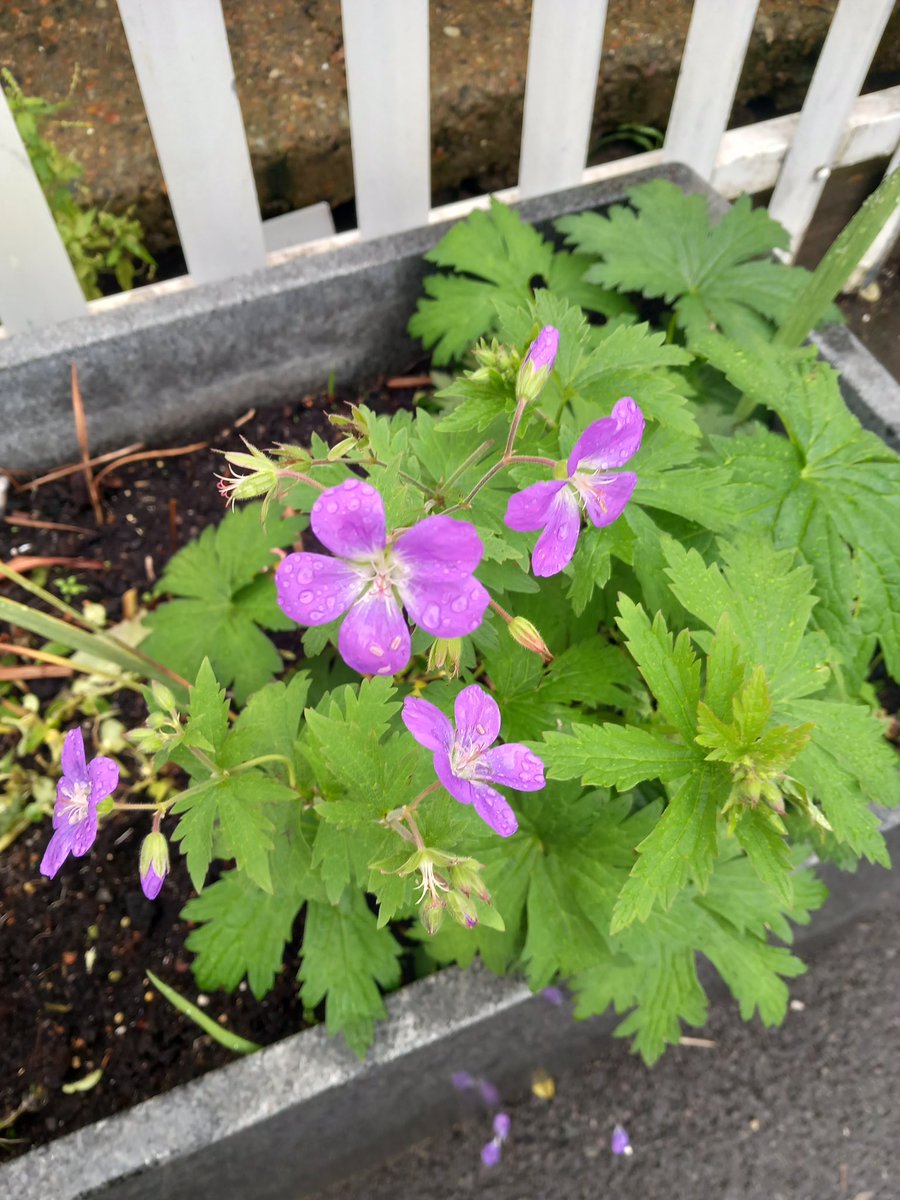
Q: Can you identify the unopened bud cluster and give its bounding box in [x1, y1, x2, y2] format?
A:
[393, 849, 492, 936]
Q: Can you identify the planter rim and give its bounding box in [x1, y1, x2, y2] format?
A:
[2, 164, 899, 1200]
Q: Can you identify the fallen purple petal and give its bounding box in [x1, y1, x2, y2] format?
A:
[611, 1123, 633, 1156]
[452, 1071, 476, 1092]
[493, 1112, 511, 1141]
[481, 1140, 502, 1168]
[478, 1079, 501, 1107]
[541, 986, 565, 1006]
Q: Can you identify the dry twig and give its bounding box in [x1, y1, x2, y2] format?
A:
[71, 363, 104, 526]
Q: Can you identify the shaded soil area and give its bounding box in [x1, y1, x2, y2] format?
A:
[317, 868, 900, 1200]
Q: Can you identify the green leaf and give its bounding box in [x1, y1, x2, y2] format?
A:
[184, 658, 230, 762]
[146, 971, 261, 1054]
[183, 811, 320, 997]
[616, 597, 701, 742]
[663, 535, 824, 703]
[610, 765, 729, 933]
[141, 504, 302, 703]
[409, 199, 552, 363]
[542, 723, 700, 790]
[776, 166, 900, 347]
[557, 182, 813, 339]
[733, 811, 794, 907]
[299, 890, 402, 1056]
[785, 698, 900, 863]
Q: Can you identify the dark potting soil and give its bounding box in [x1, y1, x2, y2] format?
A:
[0, 375, 424, 1158]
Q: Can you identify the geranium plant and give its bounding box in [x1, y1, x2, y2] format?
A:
[33, 180, 900, 1063]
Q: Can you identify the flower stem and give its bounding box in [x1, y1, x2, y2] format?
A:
[488, 597, 514, 624]
[277, 469, 326, 491]
[442, 440, 495, 490]
[232, 753, 296, 788]
[504, 397, 528, 458]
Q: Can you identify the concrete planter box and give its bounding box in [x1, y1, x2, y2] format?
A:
[2, 165, 898, 1199]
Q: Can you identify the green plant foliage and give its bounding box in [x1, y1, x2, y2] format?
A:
[141, 504, 303, 704]
[557, 180, 839, 341]
[2, 69, 156, 298]
[408, 197, 630, 363]
[24, 180, 900, 1066]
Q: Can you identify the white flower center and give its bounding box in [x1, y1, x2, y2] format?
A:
[60, 779, 91, 825]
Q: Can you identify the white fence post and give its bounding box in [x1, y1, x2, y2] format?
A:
[663, 0, 760, 182]
[116, 0, 266, 284]
[0, 86, 87, 335]
[768, 0, 896, 258]
[518, 0, 608, 200]
[340, 0, 430, 239]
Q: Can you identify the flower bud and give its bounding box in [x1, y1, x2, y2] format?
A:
[139, 830, 169, 901]
[448, 859, 491, 905]
[427, 637, 463, 677]
[507, 617, 553, 663]
[421, 895, 445, 936]
[150, 680, 177, 714]
[516, 326, 560, 403]
[446, 889, 479, 929]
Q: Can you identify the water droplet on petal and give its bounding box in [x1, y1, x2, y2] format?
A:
[299, 590, 313, 604]
[325, 501, 338, 514]
[423, 603, 441, 627]
[369, 643, 385, 657]
[451, 596, 468, 613]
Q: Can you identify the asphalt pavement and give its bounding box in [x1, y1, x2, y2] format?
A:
[317, 856, 900, 1200]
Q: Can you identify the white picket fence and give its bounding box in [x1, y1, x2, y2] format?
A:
[1, 0, 898, 337]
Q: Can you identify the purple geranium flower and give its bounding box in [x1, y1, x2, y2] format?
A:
[276, 479, 490, 677]
[40, 729, 118, 879]
[505, 396, 644, 577]
[402, 684, 545, 837]
[139, 830, 169, 900]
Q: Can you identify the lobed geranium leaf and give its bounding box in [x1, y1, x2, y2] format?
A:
[141, 504, 303, 704]
[299, 891, 402, 1056]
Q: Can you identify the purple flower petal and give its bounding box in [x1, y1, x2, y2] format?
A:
[434, 749, 479, 807]
[567, 397, 644, 475]
[493, 1112, 511, 1141]
[310, 478, 386, 559]
[338, 590, 410, 676]
[88, 756, 119, 804]
[69, 807, 99, 857]
[480, 744, 545, 792]
[398, 575, 490, 638]
[479, 1080, 501, 1107]
[40, 826, 73, 878]
[60, 727, 88, 784]
[140, 861, 166, 900]
[402, 696, 454, 752]
[576, 471, 638, 529]
[452, 1071, 475, 1092]
[481, 1141, 501, 1168]
[504, 480, 567, 533]
[454, 686, 501, 756]
[524, 326, 560, 372]
[531, 486, 580, 577]
[611, 1123, 632, 1156]
[393, 516, 484, 580]
[472, 784, 518, 838]
[276, 553, 366, 626]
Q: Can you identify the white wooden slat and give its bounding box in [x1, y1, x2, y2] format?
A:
[847, 145, 900, 290]
[768, 0, 896, 258]
[713, 87, 900, 199]
[0, 87, 87, 335]
[116, 0, 265, 284]
[518, 0, 608, 200]
[262, 204, 336, 254]
[663, 0, 760, 181]
[340, 0, 430, 239]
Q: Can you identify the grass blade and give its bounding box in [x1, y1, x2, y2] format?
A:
[146, 970, 261, 1054]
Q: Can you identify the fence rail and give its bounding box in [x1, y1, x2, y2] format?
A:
[1, 0, 898, 336]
